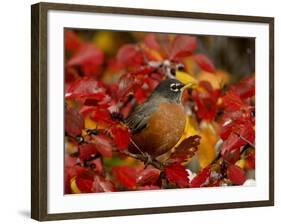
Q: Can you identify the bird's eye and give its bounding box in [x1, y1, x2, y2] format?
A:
[170, 83, 179, 92]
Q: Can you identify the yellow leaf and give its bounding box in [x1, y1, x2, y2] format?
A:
[236, 159, 246, 169]
[141, 44, 163, 61]
[184, 115, 199, 137]
[184, 57, 196, 75]
[196, 121, 218, 168]
[93, 31, 117, 54]
[198, 69, 230, 89]
[175, 115, 199, 148]
[85, 116, 97, 129]
[176, 71, 198, 87]
[70, 177, 81, 194]
[65, 140, 78, 155]
[147, 49, 163, 61]
[84, 115, 108, 130]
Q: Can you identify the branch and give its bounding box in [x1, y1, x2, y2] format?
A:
[122, 150, 165, 170]
[234, 132, 255, 148]
[211, 137, 255, 167]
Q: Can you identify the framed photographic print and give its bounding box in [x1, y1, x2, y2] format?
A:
[31, 2, 274, 221]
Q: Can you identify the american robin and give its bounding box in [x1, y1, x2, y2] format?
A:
[126, 78, 196, 158]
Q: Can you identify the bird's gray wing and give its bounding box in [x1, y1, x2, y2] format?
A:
[125, 101, 157, 134]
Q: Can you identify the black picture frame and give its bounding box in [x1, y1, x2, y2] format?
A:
[31, 2, 274, 221]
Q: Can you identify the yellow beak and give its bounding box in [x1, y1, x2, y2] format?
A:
[180, 82, 198, 92]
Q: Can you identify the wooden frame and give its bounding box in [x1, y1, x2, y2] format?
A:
[31, 2, 274, 221]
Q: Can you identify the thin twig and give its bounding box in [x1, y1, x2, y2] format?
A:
[130, 138, 146, 157]
[122, 150, 164, 170]
[234, 132, 255, 148]
[210, 134, 255, 168]
[211, 152, 222, 165]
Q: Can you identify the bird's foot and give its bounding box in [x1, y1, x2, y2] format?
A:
[123, 151, 164, 170]
[143, 152, 153, 167]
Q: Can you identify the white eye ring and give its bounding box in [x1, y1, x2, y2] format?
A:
[170, 83, 179, 92]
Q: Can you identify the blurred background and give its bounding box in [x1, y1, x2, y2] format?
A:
[69, 29, 255, 82]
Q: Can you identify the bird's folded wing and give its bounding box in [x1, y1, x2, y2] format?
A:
[125, 102, 156, 134]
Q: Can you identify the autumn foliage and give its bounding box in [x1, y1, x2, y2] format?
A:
[64, 30, 255, 194]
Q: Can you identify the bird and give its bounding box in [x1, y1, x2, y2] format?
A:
[125, 78, 196, 159]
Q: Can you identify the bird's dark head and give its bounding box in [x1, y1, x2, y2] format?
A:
[151, 78, 192, 103]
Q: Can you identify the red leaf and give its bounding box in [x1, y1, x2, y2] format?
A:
[74, 165, 93, 177]
[137, 166, 161, 185]
[65, 155, 78, 168]
[93, 135, 113, 158]
[65, 105, 84, 136]
[65, 156, 79, 194]
[116, 74, 135, 99]
[222, 148, 241, 164]
[67, 44, 104, 76]
[72, 166, 96, 193]
[134, 85, 148, 104]
[190, 166, 211, 188]
[169, 35, 197, 59]
[83, 93, 109, 105]
[193, 81, 220, 121]
[206, 179, 221, 187]
[110, 126, 131, 151]
[65, 67, 79, 83]
[221, 91, 245, 112]
[66, 78, 107, 100]
[164, 163, 189, 188]
[117, 44, 144, 68]
[69, 92, 107, 103]
[79, 106, 96, 116]
[221, 133, 242, 157]
[144, 34, 160, 50]
[138, 185, 161, 190]
[195, 96, 217, 120]
[79, 144, 97, 161]
[66, 165, 93, 188]
[88, 158, 103, 173]
[112, 166, 137, 189]
[220, 116, 236, 140]
[116, 73, 153, 105]
[193, 54, 215, 73]
[76, 176, 93, 193]
[230, 76, 255, 99]
[221, 121, 255, 157]
[219, 108, 254, 140]
[169, 135, 201, 163]
[245, 150, 255, 169]
[65, 30, 81, 53]
[64, 175, 72, 194]
[144, 75, 161, 90]
[227, 164, 246, 185]
[120, 101, 134, 118]
[117, 71, 159, 104]
[91, 108, 116, 125]
[92, 176, 116, 192]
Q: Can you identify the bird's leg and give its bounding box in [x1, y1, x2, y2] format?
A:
[125, 139, 165, 170]
[123, 150, 164, 170]
[129, 139, 153, 167]
[130, 139, 146, 157]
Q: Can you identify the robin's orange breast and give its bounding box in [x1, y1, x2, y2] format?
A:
[130, 102, 186, 158]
